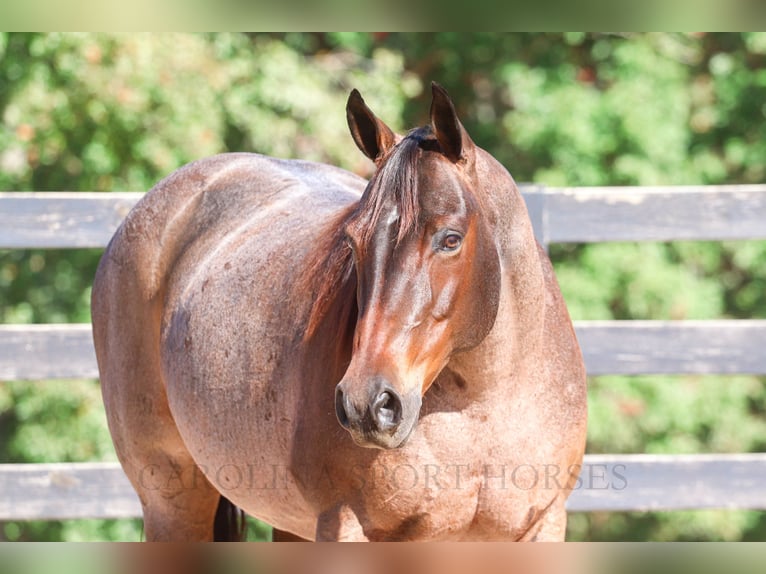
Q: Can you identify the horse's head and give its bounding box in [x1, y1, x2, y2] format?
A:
[334, 83, 502, 449]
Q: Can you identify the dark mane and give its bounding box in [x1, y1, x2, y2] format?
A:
[302, 126, 437, 339]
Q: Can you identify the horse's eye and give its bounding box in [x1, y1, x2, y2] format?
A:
[439, 232, 463, 252]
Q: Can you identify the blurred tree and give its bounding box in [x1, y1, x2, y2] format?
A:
[0, 32, 764, 541]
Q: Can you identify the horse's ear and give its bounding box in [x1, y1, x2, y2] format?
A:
[430, 82, 473, 163]
[346, 89, 396, 162]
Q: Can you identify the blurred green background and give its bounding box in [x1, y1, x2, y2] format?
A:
[0, 32, 765, 541]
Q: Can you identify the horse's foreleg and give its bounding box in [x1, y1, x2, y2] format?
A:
[315, 503, 369, 541]
[527, 500, 568, 541]
[110, 378, 223, 541]
[94, 284, 222, 541]
[136, 453, 222, 541]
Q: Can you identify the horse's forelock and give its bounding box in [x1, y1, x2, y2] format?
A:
[303, 127, 436, 339]
[347, 127, 435, 250]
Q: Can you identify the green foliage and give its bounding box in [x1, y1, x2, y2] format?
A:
[585, 375, 766, 455]
[0, 33, 417, 193]
[0, 380, 113, 463]
[552, 242, 728, 321]
[568, 509, 766, 542]
[0, 249, 98, 323]
[1, 33, 765, 541]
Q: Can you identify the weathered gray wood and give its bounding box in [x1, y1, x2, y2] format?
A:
[0, 324, 99, 380]
[2, 454, 764, 520]
[542, 185, 766, 243]
[567, 453, 766, 512]
[575, 320, 766, 376]
[0, 462, 140, 520]
[2, 321, 764, 381]
[518, 185, 548, 248]
[0, 192, 141, 249]
[2, 186, 765, 249]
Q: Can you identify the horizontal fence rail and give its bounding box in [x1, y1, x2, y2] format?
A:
[2, 185, 766, 249]
[576, 320, 766, 376]
[2, 321, 766, 381]
[0, 192, 139, 249]
[1, 454, 764, 521]
[0, 324, 96, 381]
[531, 185, 766, 245]
[566, 453, 766, 513]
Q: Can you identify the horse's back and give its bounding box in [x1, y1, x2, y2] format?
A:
[95, 153, 364, 302]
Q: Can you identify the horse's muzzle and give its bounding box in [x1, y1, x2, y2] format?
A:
[335, 377, 420, 449]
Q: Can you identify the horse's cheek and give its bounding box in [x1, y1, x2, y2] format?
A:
[457, 241, 501, 350]
[478, 246, 502, 329]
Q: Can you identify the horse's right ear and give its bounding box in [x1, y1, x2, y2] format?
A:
[346, 89, 396, 163]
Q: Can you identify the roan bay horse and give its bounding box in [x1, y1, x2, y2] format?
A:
[92, 83, 587, 541]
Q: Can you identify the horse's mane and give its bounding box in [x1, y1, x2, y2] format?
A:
[302, 126, 438, 339]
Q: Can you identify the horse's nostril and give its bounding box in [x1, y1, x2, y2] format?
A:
[335, 387, 350, 429]
[372, 389, 402, 431]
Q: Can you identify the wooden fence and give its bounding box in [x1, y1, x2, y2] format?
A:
[1, 185, 766, 522]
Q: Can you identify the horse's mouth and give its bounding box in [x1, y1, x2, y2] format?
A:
[348, 424, 416, 450]
[344, 409, 420, 450]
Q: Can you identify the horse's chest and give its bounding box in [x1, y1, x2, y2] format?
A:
[352, 465, 480, 541]
[325, 416, 552, 540]
[344, 458, 551, 541]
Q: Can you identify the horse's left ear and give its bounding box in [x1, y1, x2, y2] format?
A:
[430, 82, 474, 163]
[346, 89, 396, 163]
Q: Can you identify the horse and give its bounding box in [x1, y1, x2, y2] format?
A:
[91, 82, 587, 541]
